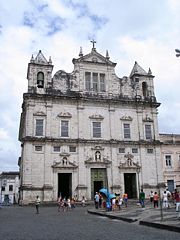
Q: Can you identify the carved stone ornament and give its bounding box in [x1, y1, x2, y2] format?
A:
[89, 114, 104, 120]
[120, 115, 133, 121]
[52, 158, 77, 169]
[119, 153, 141, 169]
[91, 146, 104, 151]
[59, 152, 70, 157]
[143, 115, 153, 122]
[33, 111, 46, 116]
[85, 155, 111, 165]
[57, 112, 72, 118]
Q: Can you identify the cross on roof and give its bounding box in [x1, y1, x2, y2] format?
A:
[91, 39, 96, 49]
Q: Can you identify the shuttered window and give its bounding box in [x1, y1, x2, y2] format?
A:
[85, 72, 91, 91]
[61, 120, 69, 137]
[93, 73, 98, 92]
[145, 124, 152, 140]
[35, 119, 44, 136]
[123, 123, 131, 139]
[93, 122, 101, 138]
[100, 74, 105, 92]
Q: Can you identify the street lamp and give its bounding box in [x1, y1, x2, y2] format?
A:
[136, 167, 141, 198]
[175, 49, 180, 57]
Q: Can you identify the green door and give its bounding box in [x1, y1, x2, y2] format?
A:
[91, 168, 107, 199]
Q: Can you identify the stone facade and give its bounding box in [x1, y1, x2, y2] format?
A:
[160, 134, 180, 192]
[18, 45, 165, 204]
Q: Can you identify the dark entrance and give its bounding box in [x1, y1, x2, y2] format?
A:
[58, 173, 72, 199]
[124, 173, 137, 198]
[167, 180, 174, 193]
[94, 181, 103, 195]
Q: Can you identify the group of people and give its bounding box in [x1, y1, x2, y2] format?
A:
[149, 189, 180, 216]
[34, 188, 180, 219]
[94, 192, 128, 211]
[57, 195, 87, 212]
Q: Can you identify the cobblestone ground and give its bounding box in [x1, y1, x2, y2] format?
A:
[0, 205, 179, 240]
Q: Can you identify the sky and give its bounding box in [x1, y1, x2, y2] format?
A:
[0, 0, 180, 172]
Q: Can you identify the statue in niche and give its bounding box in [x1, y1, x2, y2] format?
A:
[124, 153, 134, 166]
[95, 151, 101, 161]
[127, 158, 133, 166]
[62, 157, 67, 165]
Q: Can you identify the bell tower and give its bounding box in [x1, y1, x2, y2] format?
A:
[27, 50, 53, 94]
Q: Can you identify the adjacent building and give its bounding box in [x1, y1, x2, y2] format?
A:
[0, 171, 20, 204]
[19, 44, 166, 204]
[160, 134, 180, 192]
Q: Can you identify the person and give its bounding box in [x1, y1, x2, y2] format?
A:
[99, 194, 102, 208]
[35, 195, 40, 214]
[81, 196, 85, 207]
[118, 195, 123, 210]
[94, 192, 99, 209]
[139, 189, 145, 208]
[112, 198, 116, 211]
[149, 191, 154, 203]
[166, 189, 171, 208]
[123, 193, 128, 207]
[153, 192, 159, 208]
[71, 198, 75, 209]
[67, 198, 71, 210]
[175, 190, 180, 219]
[58, 197, 62, 212]
[63, 198, 67, 211]
[162, 190, 168, 208]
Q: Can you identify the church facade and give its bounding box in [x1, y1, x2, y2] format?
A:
[18, 44, 165, 204]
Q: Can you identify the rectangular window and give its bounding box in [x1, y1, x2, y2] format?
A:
[119, 148, 125, 153]
[85, 72, 91, 91]
[9, 185, 13, 191]
[1, 186, 5, 191]
[61, 120, 69, 137]
[165, 155, 172, 167]
[100, 74, 106, 92]
[123, 123, 131, 139]
[69, 146, 76, 152]
[147, 148, 153, 154]
[92, 73, 98, 92]
[35, 119, 44, 136]
[53, 146, 60, 152]
[35, 145, 43, 152]
[93, 122, 101, 138]
[145, 124, 152, 140]
[132, 148, 138, 153]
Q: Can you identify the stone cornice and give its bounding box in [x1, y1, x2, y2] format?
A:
[23, 92, 161, 108]
[20, 136, 162, 146]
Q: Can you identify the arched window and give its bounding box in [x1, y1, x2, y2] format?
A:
[37, 72, 44, 88]
[142, 82, 148, 97]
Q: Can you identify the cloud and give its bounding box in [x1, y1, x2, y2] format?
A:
[0, 128, 10, 140]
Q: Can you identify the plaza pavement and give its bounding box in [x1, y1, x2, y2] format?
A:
[87, 200, 180, 233]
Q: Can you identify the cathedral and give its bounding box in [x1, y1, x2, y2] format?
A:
[18, 42, 165, 204]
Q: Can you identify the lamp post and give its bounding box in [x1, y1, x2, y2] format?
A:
[175, 49, 180, 57]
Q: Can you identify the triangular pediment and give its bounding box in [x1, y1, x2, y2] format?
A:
[72, 50, 116, 66]
[130, 61, 148, 78]
[34, 50, 48, 64]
